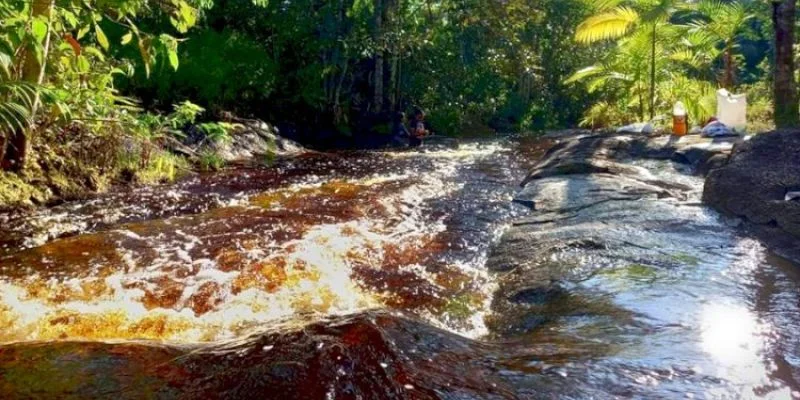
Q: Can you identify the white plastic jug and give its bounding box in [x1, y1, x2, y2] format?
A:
[673, 101, 687, 117]
[716, 89, 747, 132]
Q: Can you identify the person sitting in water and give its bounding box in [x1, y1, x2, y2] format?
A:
[408, 109, 430, 147]
[391, 112, 411, 148]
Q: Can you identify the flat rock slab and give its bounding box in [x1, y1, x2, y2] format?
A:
[524, 133, 738, 187]
[486, 132, 736, 336]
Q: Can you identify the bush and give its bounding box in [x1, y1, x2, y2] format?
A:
[196, 149, 226, 171]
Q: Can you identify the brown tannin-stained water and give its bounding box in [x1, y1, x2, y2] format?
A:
[0, 138, 799, 399]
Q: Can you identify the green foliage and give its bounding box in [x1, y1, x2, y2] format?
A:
[0, 81, 36, 135]
[134, 150, 189, 183]
[118, 0, 599, 137]
[128, 29, 278, 114]
[579, 101, 631, 129]
[568, 0, 768, 128]
[0, 0, 203, 170]
[170, 100, 204, 128]
[196, 149, 225, 171]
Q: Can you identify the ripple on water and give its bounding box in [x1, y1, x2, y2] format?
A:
[0, 143, 524, 343]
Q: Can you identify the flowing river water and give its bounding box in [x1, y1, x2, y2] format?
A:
[0, 138, 798, 399]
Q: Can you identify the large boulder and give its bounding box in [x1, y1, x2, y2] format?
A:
[179, 118, 305, 162]
[703, 130, 800, 261]
[524, 133, 737, 185]
[211, 119, 305, 161]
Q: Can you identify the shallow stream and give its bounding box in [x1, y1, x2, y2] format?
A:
[0, 138, 798, 399]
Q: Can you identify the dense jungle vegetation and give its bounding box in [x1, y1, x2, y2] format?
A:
[0, 0, 796, 208]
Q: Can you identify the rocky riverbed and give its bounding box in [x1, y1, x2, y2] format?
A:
[1, 133, 799, 399]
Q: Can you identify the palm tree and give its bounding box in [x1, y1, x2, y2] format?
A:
[575, 0, 686, 120]
[566, 28, 660, 121]
[0, 82, 37, 172]
[689, 0, 754, 89]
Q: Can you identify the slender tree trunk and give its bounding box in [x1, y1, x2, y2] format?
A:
[3, 0, 53, 172]
[334, 61, 348, 123]
[773, 0, 798, 128]
[649, 22, 656, 120]
[373, 0, 385, 115]
[389, 53, 399, 112]
[386, 0, 399, 113]
[638, 80, 645, 122]
[0, 136, 6, 169]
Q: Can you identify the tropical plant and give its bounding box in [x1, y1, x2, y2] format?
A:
[689, 0, 754, 88]
[197, 149, 225, 171]
[568, 19, 691, 122]
[0, 0, 202, 172]
[575, 0, 687, 119]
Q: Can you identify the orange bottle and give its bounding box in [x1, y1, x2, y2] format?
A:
[673, 101, 687, 136]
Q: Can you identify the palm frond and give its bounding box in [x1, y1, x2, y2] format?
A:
[581, 0, 624, 13]
[564, 65, 604, 84]
[0, 101, 31, 136]
[575, 6, 640, 43]
[0, 81, 40, 136]
[696, 0, 726, 18]
[0, 51, 12, 79]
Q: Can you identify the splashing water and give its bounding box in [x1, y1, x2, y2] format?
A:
[0, 142, 525, 343]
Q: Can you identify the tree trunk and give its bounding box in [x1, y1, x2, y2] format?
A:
[388, 53, 398, 112]
[649, 22, 656, 120]
[386, 0, 399, 113]
[772, 0, 798, 128]
[3, 0, 53, 172]
[0, 136, 7, 168]
[372, 0, 385, 115]
[722, 45, 734, 89]
[638, 81, 645, 122]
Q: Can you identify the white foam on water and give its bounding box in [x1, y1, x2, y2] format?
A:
[0, 144, 515, 343]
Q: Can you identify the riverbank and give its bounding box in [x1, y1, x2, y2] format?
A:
[0, 118, 303, 212]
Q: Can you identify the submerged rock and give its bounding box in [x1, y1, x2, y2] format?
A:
[703, 130, 800, 262]
[0, 311, 516, 400]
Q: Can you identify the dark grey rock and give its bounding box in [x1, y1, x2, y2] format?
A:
[181, 118, 305, 162]
[703, 130, 800, 262]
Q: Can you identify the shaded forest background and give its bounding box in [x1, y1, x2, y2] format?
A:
[0, 0, 792, 206]
[121, 0, 777, 144]
[125, 0, 602, 144]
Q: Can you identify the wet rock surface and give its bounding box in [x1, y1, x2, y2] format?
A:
[487, 132, 800, 398]
[704, 130, 800, 263]
[0, 311, 516, 400]
[490, 134, 704, 335]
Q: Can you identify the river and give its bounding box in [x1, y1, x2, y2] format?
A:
[0, 138, 798, 399]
